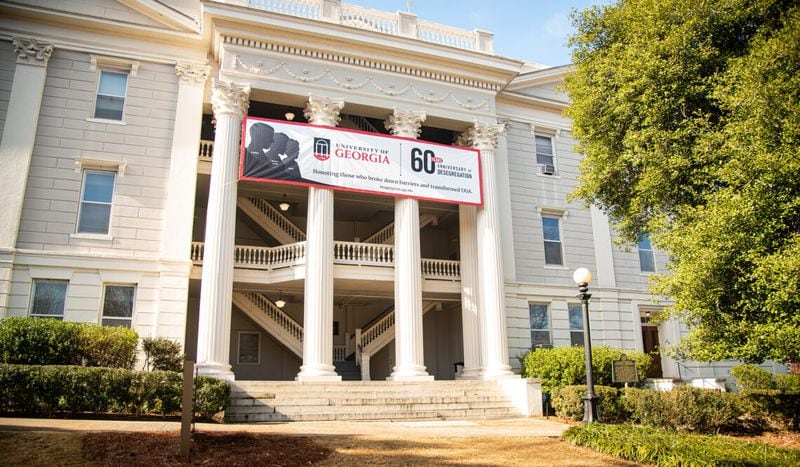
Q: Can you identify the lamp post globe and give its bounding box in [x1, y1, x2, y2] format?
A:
[574, 267, 600, 423]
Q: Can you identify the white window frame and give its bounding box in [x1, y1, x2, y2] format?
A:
[29, 279, 69, 320]
[529, 303, 552, 347]
[541, 215, 565, 266]
[88, 55, 138, 124]
[92, 69, 129, 122]
[100, 283, 136, 328]
[568, 303, 585, 347]
[534, 132, 558, 176]
[237, 331, 261, 365]
[75, 169, 117, 237]
[638, 234, 657, 274]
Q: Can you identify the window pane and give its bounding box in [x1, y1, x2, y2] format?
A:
[103, 285, 134, 318]
[537, 154, 554, 166]
[31, 280, 67, 317]
[639, 249, 656, 272]
[94, 96, 124, 120]
[78, 203, 111, 234]
[568, 304, 583, 330]
[570, 331, 584, 347]
[101, 318, 131, 328]
[535, 135, 553, 155]
[83, 172, 115, 202]
[98, 71, 128, 97]
[638, 234, 653, 250]
[532, 330, 551, 346]
[529, 304, 549, 330]
[239, 333, 260, 364]
[542, 217, 560, 241]
[544, 241, 563, 265]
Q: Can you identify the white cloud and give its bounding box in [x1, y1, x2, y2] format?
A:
[544, 12, 571, 38]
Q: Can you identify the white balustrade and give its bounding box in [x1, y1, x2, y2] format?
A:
[247, 196, 306, 242]
[190, 242, 204, 263]
[333, 241, 394, 266]
[248, 0, 320, 19]
[198, 140, 214, 161]
[360, 310, 394, 349]
[363, 222, 394, 244]
[333, 345, 347, 362]
[244, 292, 304, 341]
[244, 0, 491, 53]
[421, 259, 461, 280]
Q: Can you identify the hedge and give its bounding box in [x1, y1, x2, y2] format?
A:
[142, 337, 183, 372]
[520, 345, 652, 393]
[623, 386, 745, 434]
[551, 385, 629, 423]
[731, 364, 800, 430]
[0, 317, 137, 369]
[0, 364, 229, 420]
[564, 423, 800, 467]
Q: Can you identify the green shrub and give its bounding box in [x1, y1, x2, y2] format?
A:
[775, 373, 800, 395]
[0, 317, 83, 365]
[550, 385, 629, 423]
[731, 364, 775, 391]
[0, 317, 138, 369]
[80, 325, 138, 369]
[142, 337, 183, 372]
[741, 390, 800, 431]
[623, 386, 744, 434]
[521, 345, 652, 393]
[564, 423, 800, 467]
[0, 363, 227, 419]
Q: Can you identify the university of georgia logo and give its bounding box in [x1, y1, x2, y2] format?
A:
[313, 137, 331, 161]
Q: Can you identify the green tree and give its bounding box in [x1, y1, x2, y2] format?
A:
[565, 0, 800, 364]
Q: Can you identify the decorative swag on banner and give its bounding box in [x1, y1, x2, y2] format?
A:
[239, 117, 483, 205]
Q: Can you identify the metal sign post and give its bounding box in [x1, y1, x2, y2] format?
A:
[179, 358, 195, 457]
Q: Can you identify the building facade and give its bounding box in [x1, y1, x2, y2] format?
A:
[0, 0, 768, 384]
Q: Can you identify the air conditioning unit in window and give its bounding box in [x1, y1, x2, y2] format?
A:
[539, 164, 555, 175]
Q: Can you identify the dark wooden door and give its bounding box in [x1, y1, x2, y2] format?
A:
[642, 326, 663, 378]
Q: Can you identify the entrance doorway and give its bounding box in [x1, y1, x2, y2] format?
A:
[641, 324, 663, 378]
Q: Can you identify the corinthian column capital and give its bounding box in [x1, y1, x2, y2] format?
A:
[211, 79, 250, 119]
[304, 95, 344, 126]
[384, 109, 426, 138]
[468, 122, 506, 151]
[12, 37, 53, 66]
[176, 62, 211, 86]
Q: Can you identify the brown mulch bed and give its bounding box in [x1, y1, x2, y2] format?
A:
[82, 432, 332, 466]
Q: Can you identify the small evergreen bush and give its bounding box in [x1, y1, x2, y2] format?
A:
[0, 317, 137, 369]
[550, 385, 630, 423]
[623, 386, 744, 434]
[732, 364, 800, 430]
[731, 364, 775, 391]
[0, 363, 228, 420]
[521, 345, 652, 393]
[142, 337, 183, 372]
[564, 423, 800, 466]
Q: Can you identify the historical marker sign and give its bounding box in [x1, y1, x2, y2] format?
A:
[612, 354, 638, 384]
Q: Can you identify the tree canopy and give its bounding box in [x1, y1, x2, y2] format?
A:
[564, 0, 800, 363]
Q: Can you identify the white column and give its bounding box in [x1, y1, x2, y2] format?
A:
[196, 80, 250, 379]
[470, 122, 516, 379]
[385, 109, 432, 381]
[157, 63, 210, 345]
[296, 95, 344, 381]
[457, 204, 482, 379]
[590, 205, 617, 288]
[0, 38, 53, 317]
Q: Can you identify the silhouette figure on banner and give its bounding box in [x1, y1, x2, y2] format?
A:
[243, 122, 304, 182]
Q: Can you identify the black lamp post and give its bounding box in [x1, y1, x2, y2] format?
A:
[573, 267, 600, 423]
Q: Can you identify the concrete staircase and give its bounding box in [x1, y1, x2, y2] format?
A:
[334, 356, 361, 381]
[226, 381, 522, 422]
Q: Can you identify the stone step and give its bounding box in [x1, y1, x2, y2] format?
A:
[225, 407, 519, 423]
[228, 394, 512, 407]
[227, 400, 516, 414]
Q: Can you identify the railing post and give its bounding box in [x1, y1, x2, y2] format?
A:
[321, 0, 341, 23]
[474, 29, 494, 54]
[355, 328, 362, 365]
[361, 352, 371, 381]
[398, 11, 418, 38]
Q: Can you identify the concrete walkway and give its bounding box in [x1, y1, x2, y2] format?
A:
[0, 416, 570, 438]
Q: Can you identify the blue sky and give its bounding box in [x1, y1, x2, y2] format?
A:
[348, 0, 611, 66]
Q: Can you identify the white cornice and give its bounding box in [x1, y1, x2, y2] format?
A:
[497, 90, 569, 111]
[116, 0, 200, 33]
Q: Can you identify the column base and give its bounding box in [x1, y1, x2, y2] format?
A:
[480, 365, 519, 380]
[456, 367, 483, 380]
[296, 364, 341, 381]
[388, 365, 434, 381]
[196, 362, 235, 381]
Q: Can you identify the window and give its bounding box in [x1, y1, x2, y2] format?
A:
[568, 304, 585, 346]
[29, 280, 68, 320]
[535, 134, 555, 175]
[529, 303, 551, 347]
[101, 284, 135, 327]
[238, 332, 260, 365]
[77, 170, 116, 234]
[94, 70, 128, 120]
[638, 234, 656, 273]
[542, 216, 563, 265]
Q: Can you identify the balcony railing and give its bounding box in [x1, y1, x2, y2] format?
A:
[231, 0, 493, 54]
[191, 241, 460, 280]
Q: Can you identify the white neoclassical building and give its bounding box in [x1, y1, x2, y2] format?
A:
[0, 0, 771, 404]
